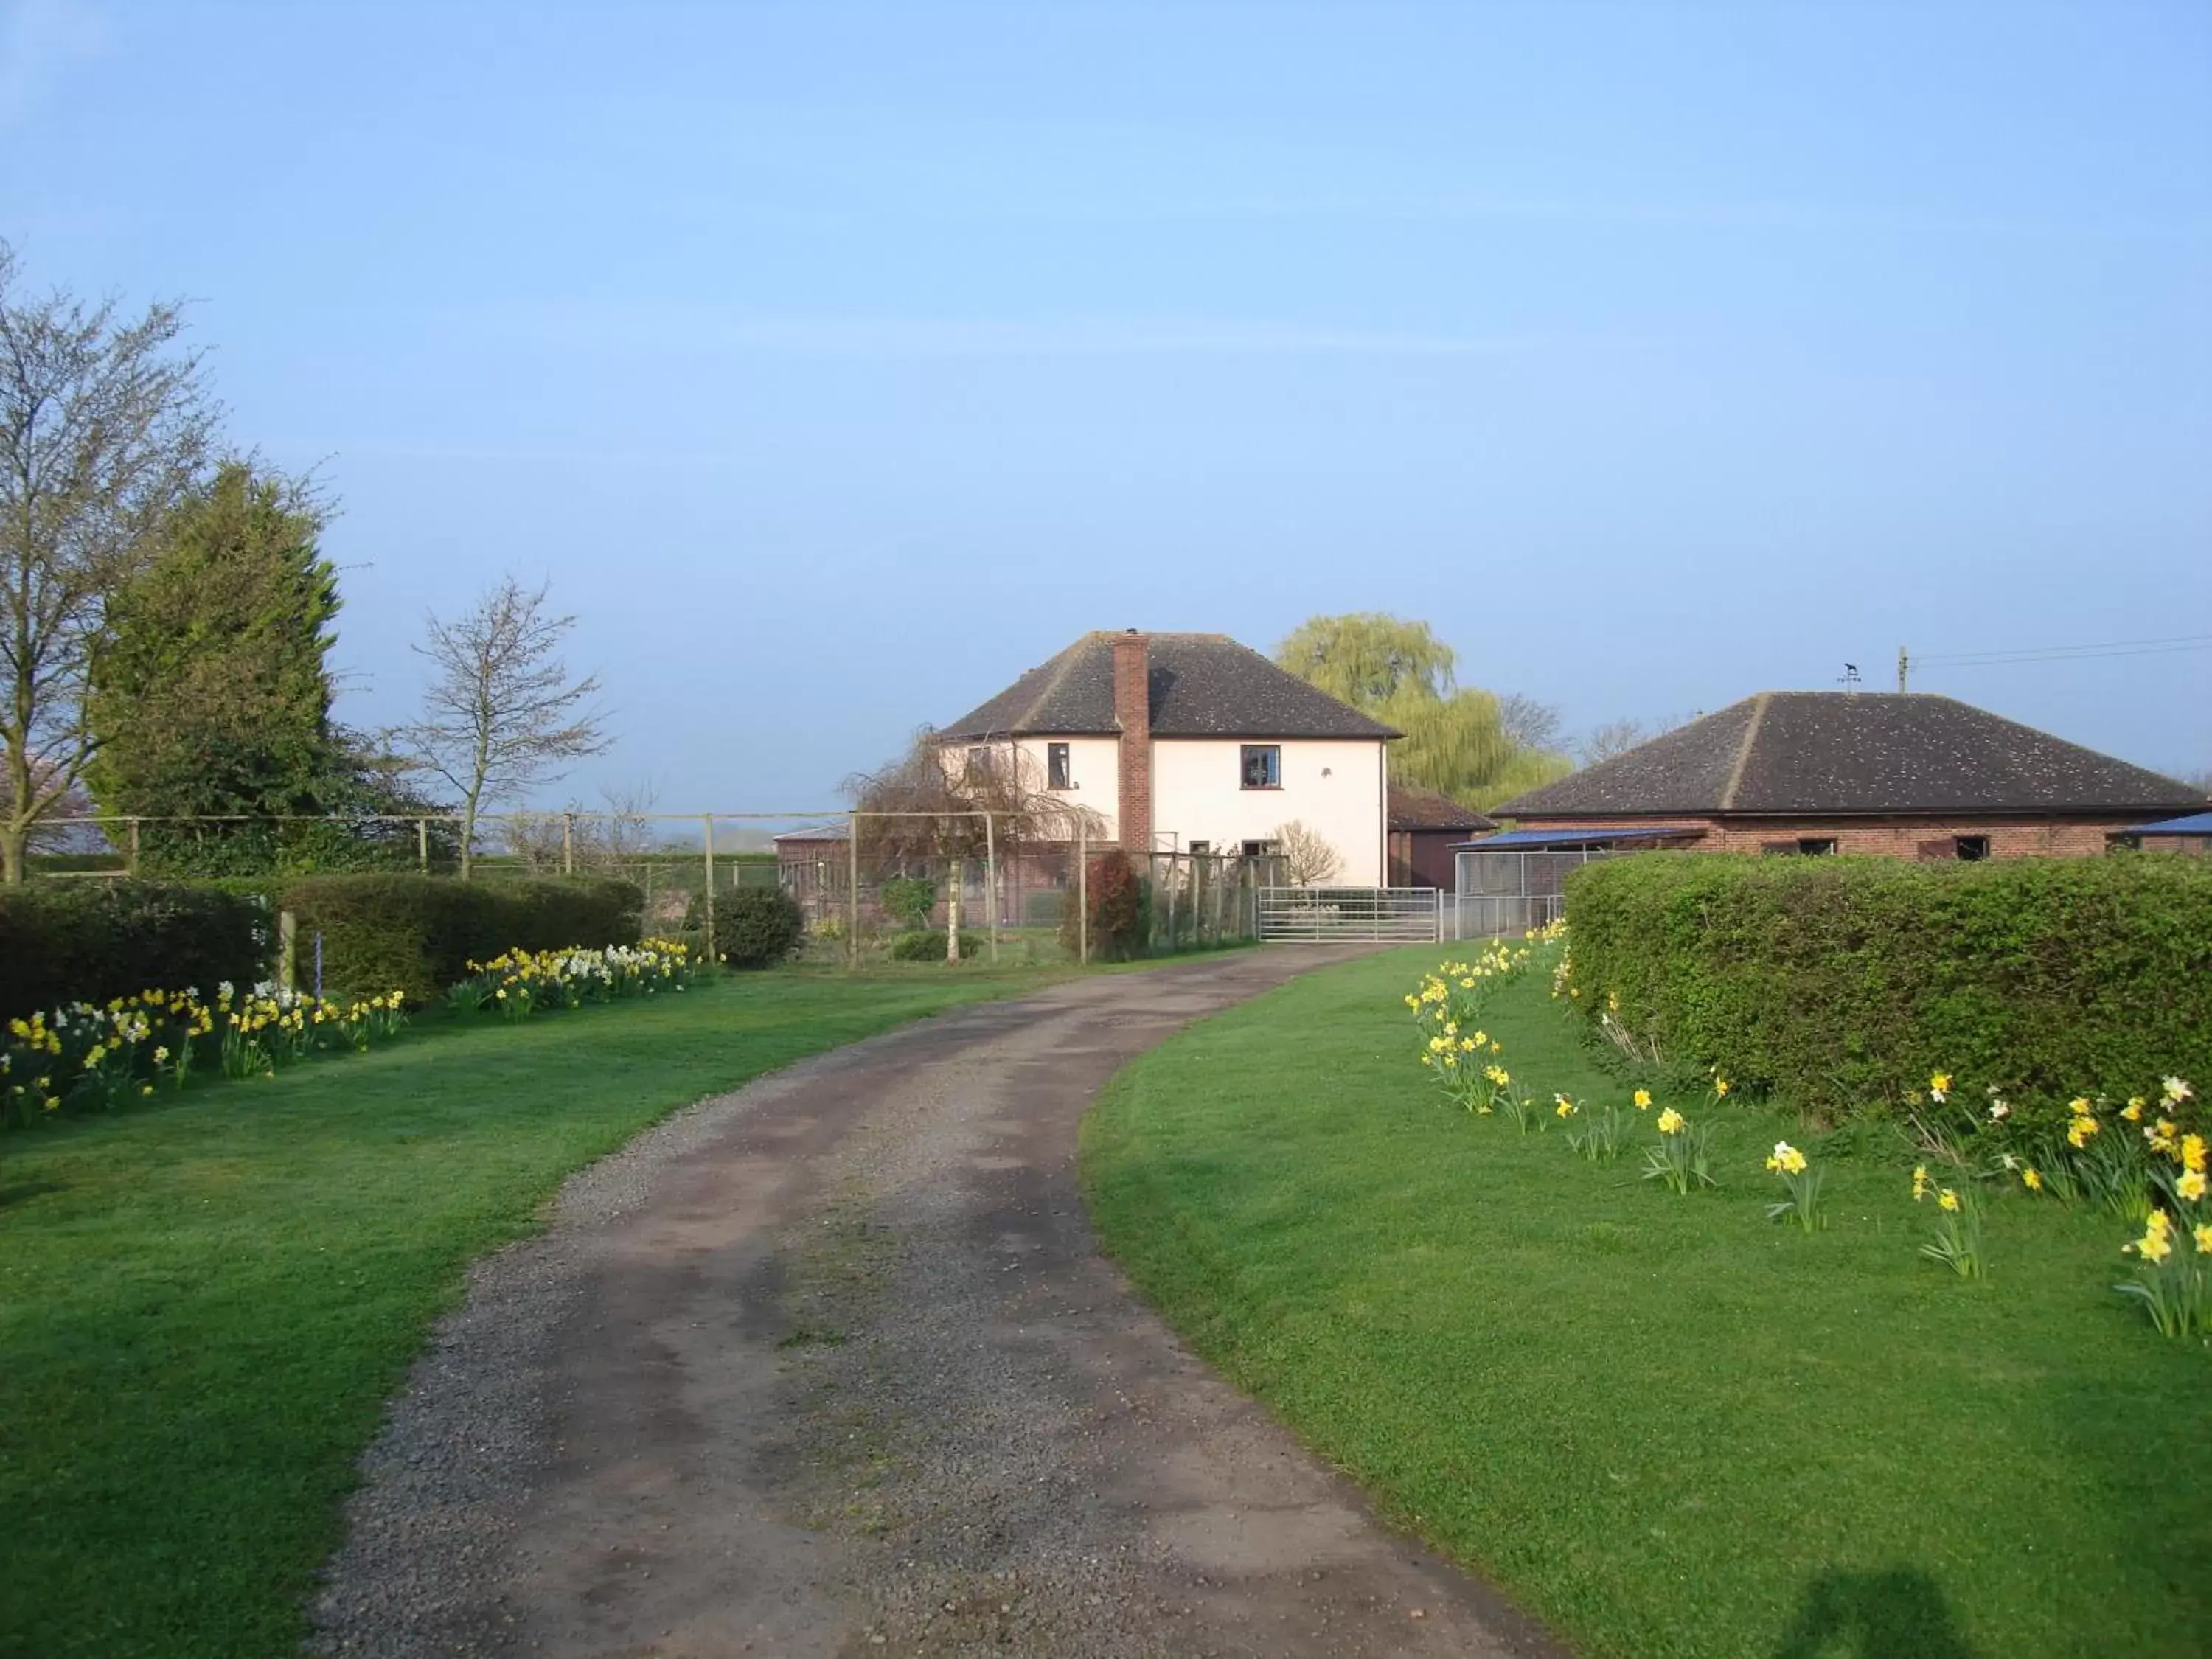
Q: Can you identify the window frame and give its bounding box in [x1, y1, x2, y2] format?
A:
[1239, 744, 1283, 790]
[1796, 837, 1838, 857]
[1046, 742, 1071, 791]
[1954, 834, 1991, 862]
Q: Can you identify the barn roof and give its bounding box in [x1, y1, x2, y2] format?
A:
[939, 632, 1398, 742]
[1495, 692, 2202, 818]
[1388, 784, 1494, 833]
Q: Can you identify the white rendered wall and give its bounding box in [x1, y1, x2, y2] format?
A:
[1150, 738, 1385, 884]
[939, 735, 1119, 841]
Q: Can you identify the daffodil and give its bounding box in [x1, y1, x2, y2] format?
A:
[2023, 1167, 2044, 1192]
[2179, 1170, 2208, 1204]
[1912, 1165, 1931, 1202]
[1937, 1188, 1961, 1213]
[1633, 1088, 1652, 1110]
[1767, 1141, 1807, 1175]
[1929, 1071, 1952, 1102]
[1656, 1107, 1686, 1135]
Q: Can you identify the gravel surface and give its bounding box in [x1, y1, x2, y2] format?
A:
[310, 950, 1566, 1658]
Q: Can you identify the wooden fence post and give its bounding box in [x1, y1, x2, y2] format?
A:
[1077, 819, 1088, 967]
[417, 818, 429, 873]
[279, 910, 297, 993]
[562, 813, 574, 876]
[127, 818, 141, 877]
[947, 856, 962, 963]
[984, 813, 999, 964]
[701, 815, 715, 952]
[847, 813, 860, 969]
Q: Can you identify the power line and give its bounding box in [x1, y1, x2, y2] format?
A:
[1914, 633, 2212, 669]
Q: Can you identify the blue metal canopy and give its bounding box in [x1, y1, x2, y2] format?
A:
[1450, 825, 1706, 851]
[2131, 811, 2212, 837]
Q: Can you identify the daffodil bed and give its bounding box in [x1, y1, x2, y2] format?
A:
[1081, 945, 2212, 1659]
[0, 962, 1079, 1659]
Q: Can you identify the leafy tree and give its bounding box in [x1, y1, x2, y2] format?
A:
[0, 240, 217, 882]
[1273, 612, 1571, 809]
[85, 462, 346, 873]
[399, 577, 609, 878]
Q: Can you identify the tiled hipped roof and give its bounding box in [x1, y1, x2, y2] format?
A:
[939, 632, 1398, 741]
[1496, 692, 2202, 818]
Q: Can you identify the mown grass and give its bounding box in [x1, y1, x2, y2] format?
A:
[1082, 945, 2212, 1659]
[0, 961, 1080, 1659]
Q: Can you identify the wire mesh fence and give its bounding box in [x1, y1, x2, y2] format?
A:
[22, 810, 1287, 966]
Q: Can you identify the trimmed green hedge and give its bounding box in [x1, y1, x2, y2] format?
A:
[279, 874, 642, 1002]
[0, 883, 271, 1020]
[686, 887, 804, 970]
[1562, 852, 2212, 1121]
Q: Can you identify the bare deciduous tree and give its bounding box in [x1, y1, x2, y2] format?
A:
[1579, 718, 1650, 766]
[0, 240, 217, 881]
[844, 729, 1102, 870]
[1497, 692, 1565, 753]
[400, 577, 608, 877]
[1274, 819, 1342, 886]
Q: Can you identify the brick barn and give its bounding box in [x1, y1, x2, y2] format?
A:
[1488, 691, 2204, 860]
[1386, 785, 1493, 889]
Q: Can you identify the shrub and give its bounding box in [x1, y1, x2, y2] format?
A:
[280, 874, 641, 1003]
[1060, 850, 1148, 961]
[879, 876, 937, 931]
[1561, 852, 2212, 1120]
[886, 928, 983, 961]
[0, 882, 271, 1020]
[690, 886, 804, 970]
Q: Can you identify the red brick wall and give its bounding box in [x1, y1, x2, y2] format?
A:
[1511, 815, 2148, 860]
[1112, 631, 1153, 852]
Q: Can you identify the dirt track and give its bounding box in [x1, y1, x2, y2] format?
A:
[312, 949, 1565, 1658]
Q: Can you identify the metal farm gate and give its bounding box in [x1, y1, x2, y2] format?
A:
[1258, 886, 1441, 943]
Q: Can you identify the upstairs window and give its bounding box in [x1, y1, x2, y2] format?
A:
[1239, 745, 1281, 789]
[1047, 742, 1071, 790]
[1955, 835, 1990, 861]
[964, 745, 991, 785]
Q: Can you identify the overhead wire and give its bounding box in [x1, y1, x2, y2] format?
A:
[1915, 633, 2212, 669]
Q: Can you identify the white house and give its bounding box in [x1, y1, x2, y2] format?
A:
[936, 630, 1397, 885]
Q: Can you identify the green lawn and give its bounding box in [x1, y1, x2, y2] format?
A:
[0, 962, 1079, 1659]
[1082, 946, 2212, 1659]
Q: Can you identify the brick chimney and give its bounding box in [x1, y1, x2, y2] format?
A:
[1112, 630, 1152, 852]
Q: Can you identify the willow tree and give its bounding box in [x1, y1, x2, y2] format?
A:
[0, 242, 216, 881]
[1274, 612, 1571, 809]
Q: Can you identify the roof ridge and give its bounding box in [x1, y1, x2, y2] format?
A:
[1718, 692, 1770, 812]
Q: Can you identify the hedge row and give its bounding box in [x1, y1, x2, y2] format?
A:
[0, 883, 272, 1020]
[279, 874, 643, 1002]
[0, 874, 648, 1016]
[1561, 852, 2212, 1120]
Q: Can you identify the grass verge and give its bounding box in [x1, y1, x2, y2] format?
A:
[1082, 945, 2212, 1659]
[0, 961, 1079, 1659]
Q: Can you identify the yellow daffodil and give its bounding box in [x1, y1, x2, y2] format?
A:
[1929, 1071, 1951, 1102]
[2067, 1115, 2099, 1150]
[1767, 1141, 1807, 1175]
[1554, 1094, 1576, 1119]
[2183, 1135, 2208, 1175]
[1938, 1189, 1961, 1213]
[1656, 1107, 1686, 1135]
[1912, 1165, 1931, 1202]
[2023, 1167, 2044, 1192]
[2196, 1223, 2212, 1256]
[2121, 1097, 2146, 1123]
[1633, 1088, 1652, 1110]
[2179, 1170, 2208, 1204]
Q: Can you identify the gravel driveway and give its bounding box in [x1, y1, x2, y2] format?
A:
[311, 949, 1564, 1658]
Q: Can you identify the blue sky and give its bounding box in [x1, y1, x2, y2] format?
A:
[4, 0, 2208, 812]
